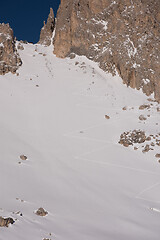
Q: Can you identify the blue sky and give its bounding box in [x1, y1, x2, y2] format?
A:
[0, 0, 60, 43]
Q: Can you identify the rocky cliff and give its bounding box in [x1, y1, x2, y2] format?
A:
[38, 8, 55, 46]
[0, 23, 22, 75]
[53, 0, 160, 102]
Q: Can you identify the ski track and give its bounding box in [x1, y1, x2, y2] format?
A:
[1, 44, 160, 240]
[64, 83, 160, 206]
[45, 57, 54, 78]
[135, 182, 160, 203]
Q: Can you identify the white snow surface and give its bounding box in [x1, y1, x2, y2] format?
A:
[0, 43, 160, 240]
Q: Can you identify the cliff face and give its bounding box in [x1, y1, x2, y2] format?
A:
[0, 23, 22, 75]
[53, 0, 160, 102]
[38, 8, 55, 46]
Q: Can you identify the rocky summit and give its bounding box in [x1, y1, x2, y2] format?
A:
[53, 0, 160, 102]
[38, 8, 55, 46]
[0, 23, 22, 75]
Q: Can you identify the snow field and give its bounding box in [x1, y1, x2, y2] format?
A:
[0, 43, 160, 240]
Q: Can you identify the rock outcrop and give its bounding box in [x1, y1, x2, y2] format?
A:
[0, 216, 15, 227]
[0, 23, 22, 75]
[38, 8, 55, 46]
[53, 0, 160, 102]
[35, 207, 48, 216]
[119, 129, 146, 147]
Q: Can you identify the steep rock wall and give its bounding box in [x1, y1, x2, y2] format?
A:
[0, 23, 22, 75]
[54, 0, 160, 101]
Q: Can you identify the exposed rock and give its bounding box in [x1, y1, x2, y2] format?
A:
[39, 8, 55, 46]
[54, 0, 160, 102]
[157, 107, 160, 112]
[156, 140, 160, 146]
[139, 104, 150, 110]
[69, 53, 76, 59]
[17, 43, 24, 50]
[0, 216, 15, 227]
[0, 23, 22, 75]
[105, 115, 110, 119]
[139, 115, 147, 121]
[20, 155, 27, 160]
[120, 130, 160, 155]
[119, 130, 146, 147]
[35, 207, 48, 216]
[142, 144, 150, 153]
[20, 40, 28, 44]
[147, 98, 156, 102]
[146, 136, 151, 141]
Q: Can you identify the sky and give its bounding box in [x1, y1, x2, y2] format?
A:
[0, 0, 61, 43]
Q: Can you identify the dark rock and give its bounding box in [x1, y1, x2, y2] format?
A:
[17, 43, 24, 50]
[0, 216, 15, 227]
[20, 155, 27, 160]
[146, 136, 151, 141]
[35, 207, 48, 216]
[0, 23, 22, 75]
[119, 129, 146, 147]
[38, 8, 55, 46]
[139, 115, 147, 121]
[105, 115, 110, 119]
[142, 144, 150, 153]
[69, 53, 76, 59]
[139, 104, 150, 110]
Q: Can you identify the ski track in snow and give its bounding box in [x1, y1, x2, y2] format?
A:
[0, 43, 160, 240]
[135, 182, 160, 203]
[45, 57, 54, 78]
[64, 77, 160, 206]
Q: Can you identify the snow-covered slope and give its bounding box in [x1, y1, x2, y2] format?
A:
[0, 43, 160, 240]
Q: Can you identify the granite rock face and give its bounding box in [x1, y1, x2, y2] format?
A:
[54, 0, 160, 102]
[0, 23, 22, 75]
[38, 8, 55, 46]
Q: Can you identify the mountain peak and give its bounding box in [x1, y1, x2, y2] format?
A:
[38, 7, 55, 46]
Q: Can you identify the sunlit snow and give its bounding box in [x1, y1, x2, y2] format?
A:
[0, 42, 160, 240]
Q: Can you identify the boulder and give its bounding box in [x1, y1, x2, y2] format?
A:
[35, 207, 48, 216]
[0, 216, 15, 227]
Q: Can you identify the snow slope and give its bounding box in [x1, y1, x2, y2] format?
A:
[0, 42, 160, 240]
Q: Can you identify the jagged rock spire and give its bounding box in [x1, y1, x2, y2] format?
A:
[0, 23, 22, 75]
[38, 8, 55, 46]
